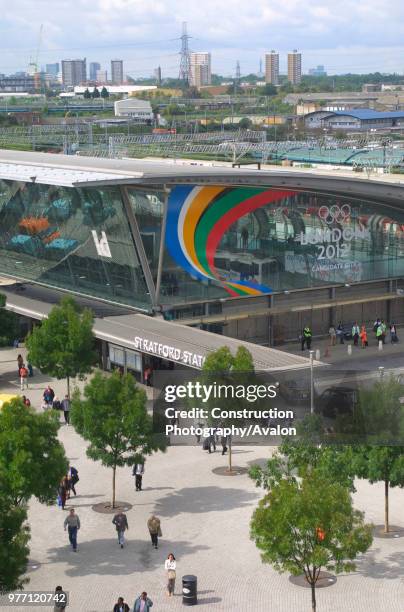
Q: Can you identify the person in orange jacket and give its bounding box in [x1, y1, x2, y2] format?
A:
[360, 325, 368, 348]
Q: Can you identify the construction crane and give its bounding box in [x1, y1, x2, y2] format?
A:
[27, 24, 43, 92]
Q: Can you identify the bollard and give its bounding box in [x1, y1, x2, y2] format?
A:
[378, 340, 383, 351]
[347, 344, 352, 355]
[315, 349, 320, 361]
[182, 575, 197, 606]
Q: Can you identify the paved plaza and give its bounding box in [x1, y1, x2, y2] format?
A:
[1, 347, 404, 612]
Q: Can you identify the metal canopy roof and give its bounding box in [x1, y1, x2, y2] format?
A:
[3, 289, 312, 371]
[0, 149, 403, 206]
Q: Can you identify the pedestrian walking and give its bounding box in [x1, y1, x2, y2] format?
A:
[68, 466, 79, 496]
[17, 353, 23, 376]
[337, 322, 345, 344]
[22, 395, 31, 407]
[390, 323, 399, 343]
[165, 553, 176, 597]
[381, 320, 387, 344]
[360, 325, 368, 348]
[147, 515, 162, 550]
[64, 508, 80, 552]
[112, 511, 129, 549]
[27, 362, 34, 377]
[373, 317, 381, 336]
[53, 585, 67, 612]
[208, 431, 216, 453]
[61, 395, 71, 424]
[301, 325, 312, 350]
[376, 322, 384, 345]
[352, 322, 360, 346]
[133, 461, 145, 491]
[43, 385, 55, 408]
[113, 597, 130, 612]
[328, 324, 336, 346]
[53, 396, 61, 411]
[58, 478, 67, 510]
[144, 366, 152, 387]
[19, 364, 28, 391]
[133, 592, 153, 612]
[221, 435, 228, 456]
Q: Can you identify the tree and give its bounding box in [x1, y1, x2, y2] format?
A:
[239, 117, 252, 129]
[71, 371, 166, 508]
[262, 84, 277, 96]
[0, 398, 68, 506]
[100, 87, 109, 99]
[83, 88, 91, 99]
[349, 376, 404, 533]
[200, 345, 255, 472]
[92, 87, 100, 99]
[0, 493, 30, 593]
[26, 296, 96, 397]
[0, 292, 19, 347]
[251, 470, 373, 612]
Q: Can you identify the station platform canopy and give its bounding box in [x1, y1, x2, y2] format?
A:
[2, 286, 312, 372]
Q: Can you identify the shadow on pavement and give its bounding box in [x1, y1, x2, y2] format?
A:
[357, 550, 404, 580]
[153, 486, 258, 517]
[47, 538, 209, 577]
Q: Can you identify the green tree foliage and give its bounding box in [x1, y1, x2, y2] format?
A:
[0, 398, 68, 506]
[349, 376, 404, 533]
[262, 84, 277, 96]
[83, 88, 91, 99]
[251, 470, 373, 612]
[26, 296, 96, 397]
[92, 87, 100, 99]
[239, 117, 252, 129]
[201, 345, 255, 472]
[0, 292, 19, 347]
[100, 87, 109, 99]
[71, 371, 166, 507]
[0, 493, 30, 593]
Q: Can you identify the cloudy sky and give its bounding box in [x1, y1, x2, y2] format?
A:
[0, 0, 403, 78]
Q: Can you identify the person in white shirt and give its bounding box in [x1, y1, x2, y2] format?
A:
[133, 462, 145, 491]
[164, 553, 176, 597]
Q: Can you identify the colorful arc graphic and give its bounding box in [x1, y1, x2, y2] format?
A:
[166, 185, 297, 296]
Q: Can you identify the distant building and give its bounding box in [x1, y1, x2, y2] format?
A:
[303, 108, 404, 130]
[61, 59, 87, 88]
[190, 53, 211, 88]
[155, 66, 162, 86]
[287, 50, 302, 85]
[308, 65, 326, 77]
[265, 51, 279, 85]
[114, 98, 154, 122]
[89, 62, 101, 81]
[111, 60, 124, 85]
[362, 83, 382, 93]
[46, 63, 59, 77]
[73, 85, 157, 96]
[0, 75, 36, 93]
[96, 69, 108, 83]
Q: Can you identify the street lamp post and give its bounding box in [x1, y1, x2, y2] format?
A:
[309, 350, 314, 414]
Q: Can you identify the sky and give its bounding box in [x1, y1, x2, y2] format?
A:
[0, 0, 403, 78]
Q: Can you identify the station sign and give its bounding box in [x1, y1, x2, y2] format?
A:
[134, 335, 205, 368]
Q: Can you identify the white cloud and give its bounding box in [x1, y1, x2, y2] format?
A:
[0, 0, 402, 75]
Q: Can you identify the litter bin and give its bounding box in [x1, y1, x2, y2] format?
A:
[182, 574, 197, 605]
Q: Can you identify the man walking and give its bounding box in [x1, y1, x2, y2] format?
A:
[19, 364, 28, 391]
[113, 597, 130, 612]
[147, 515, 162, 549]
[112, 511, 129, 549]
[133, 461, 145, 491]
[64, 508, 80, 552]
[133, 592, 153, 612]
[352, 322, 360, 346]
[68, 466, 79, 496]
[61, 395, 71, 425]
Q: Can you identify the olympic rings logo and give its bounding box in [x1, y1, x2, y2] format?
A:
[318, 204, 351, 224]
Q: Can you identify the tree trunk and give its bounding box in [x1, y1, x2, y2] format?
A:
[311, 581, 316, 612]
[228, 435, 233, 472]
[112, 466, 116, 509]
[67, 375, 70, 400]
[384, 478, 389, 533]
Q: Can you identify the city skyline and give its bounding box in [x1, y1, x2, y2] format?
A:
[0, 0, 402, 78]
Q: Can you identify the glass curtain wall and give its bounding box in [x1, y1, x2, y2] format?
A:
[0, 179, 151, 309]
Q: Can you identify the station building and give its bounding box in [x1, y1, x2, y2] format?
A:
[0, 150, 404, 375]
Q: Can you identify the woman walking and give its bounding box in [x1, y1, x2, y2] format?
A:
[359, 325, 368, 349]
[165, 553, 176, 597]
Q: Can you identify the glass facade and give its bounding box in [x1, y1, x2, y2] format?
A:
[0, 180, 150, 309]
[1, 180, 404, 311]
